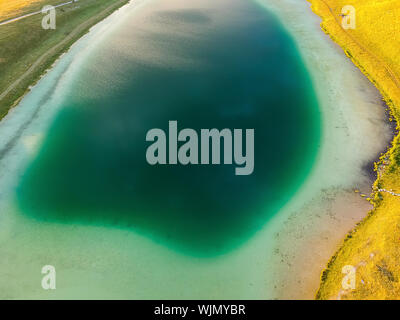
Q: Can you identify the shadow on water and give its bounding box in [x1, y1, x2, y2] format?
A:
[16, 1, 320, 256]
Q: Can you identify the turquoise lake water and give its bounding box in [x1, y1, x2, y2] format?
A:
[16, 0, 320, 256]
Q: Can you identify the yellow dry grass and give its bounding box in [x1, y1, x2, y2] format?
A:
[0, 0, 44, 20]
[308, 0, 400, 300]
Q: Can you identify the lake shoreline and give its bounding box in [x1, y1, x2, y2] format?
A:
[307, 0, 400, 299]
[256, 0, 392, 299]
[0, 0, 130, 121]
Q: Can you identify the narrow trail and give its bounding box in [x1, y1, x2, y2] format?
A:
[378, 189, 400, 197]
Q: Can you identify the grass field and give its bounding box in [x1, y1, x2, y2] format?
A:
[307, 0, 400, 299]
[0, 0, 129, 119]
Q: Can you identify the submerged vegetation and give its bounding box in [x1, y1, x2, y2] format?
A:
[0, 0, 129, 119]
[309, 0, 400, 299]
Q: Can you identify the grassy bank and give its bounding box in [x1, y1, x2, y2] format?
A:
[0, 0, 129, 119]
[307, 0, 400, 299]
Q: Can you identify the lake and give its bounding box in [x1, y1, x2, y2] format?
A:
[16, 0, 320, 256]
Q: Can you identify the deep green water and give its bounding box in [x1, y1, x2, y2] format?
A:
[17, 0, 320, 256]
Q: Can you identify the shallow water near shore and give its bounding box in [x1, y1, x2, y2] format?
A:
[0, 0, 326, 298]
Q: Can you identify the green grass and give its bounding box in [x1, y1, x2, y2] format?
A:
[0, 0, 129, 119]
